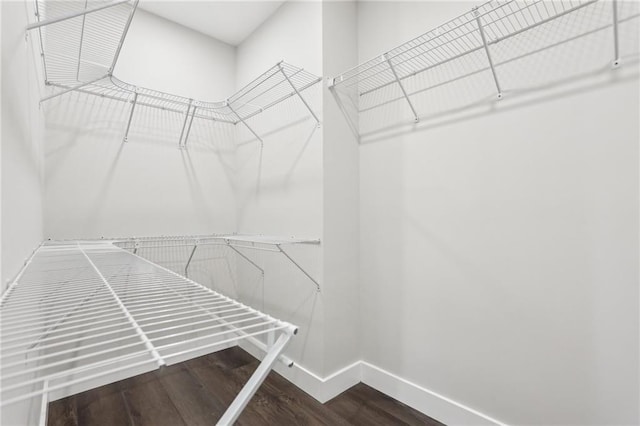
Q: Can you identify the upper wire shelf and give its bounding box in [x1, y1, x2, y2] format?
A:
[32, 0, 137, 84]
[29, 0, 322, 146]
[329, 0, 640, 139]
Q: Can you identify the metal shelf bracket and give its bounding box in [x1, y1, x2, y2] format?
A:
[474, 7, 503, 100]
[227, 100, 264, 144]
[123, 91, 138, 142]
[612, 0, 621, 68]
[276, 244, 320, 292]
[277, 62, 320, 125]
[384, 53, 420, 122]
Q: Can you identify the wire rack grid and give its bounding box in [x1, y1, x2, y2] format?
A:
[1, 241, 297, 425]
[31, 1, 322, 145]
[329, 0, 640, 137]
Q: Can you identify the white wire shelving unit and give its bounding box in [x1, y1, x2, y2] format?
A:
[28, 0, 322, 146]
[0, 241, 298, 426]
[328, 0, 640, 140]
[116, 234, 322, 292]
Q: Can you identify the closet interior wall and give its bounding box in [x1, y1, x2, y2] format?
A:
[43, 8, 238, 240]
[320, 0, 360, 379]
[38, 0, 337, 404]
[2, 1, 639, 425]
[234, 1, 328, 378]
[356, 1, 639, 425]
[1, 1, 45, 288]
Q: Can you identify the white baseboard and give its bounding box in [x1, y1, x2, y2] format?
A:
[361, 362, 507, 426]
[237, 341, 361, 403]
[237, 342, 507, 425]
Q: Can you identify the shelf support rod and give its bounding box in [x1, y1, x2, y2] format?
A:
[227, 101, 263, 144]
[27, 0, 130, 30]
[75, 0, 89, 81]
[277, 63, 320, 125]
[38, 380, 49, 426]
[218, 331, 293, 425]
[276, 244, 320, 292]
[184, 241, 198, 278]
[109, 0, 139, 74]
[40, 74, 108, 103]
[123, 91, 138, 142]
[183, 106, 197, 148]
[226, 241, 264, 275]
[178, 99, 193, 148]
[34, 1, 48, 83]
[474, 8, 503, 99]
[384, 53, 419, 123]
[612, 0, 620, 67]
[328, 80, 360, 143]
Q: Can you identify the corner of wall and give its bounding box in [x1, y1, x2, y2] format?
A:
[1, 0, 45, 290]
[320, 0, 361, 377]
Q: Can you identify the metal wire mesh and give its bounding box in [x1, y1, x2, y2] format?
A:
[47, 63, 321, 127]
[330, 0, 640, 135]
[34, 1, 322, 143]
[0, 241, 294, 411]
[37, 0, 136, 84]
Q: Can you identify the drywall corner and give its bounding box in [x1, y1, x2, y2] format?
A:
[321, 0, 361, 376]
[1, 1, 45, 290]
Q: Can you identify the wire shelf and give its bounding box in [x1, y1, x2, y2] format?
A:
[1, 241, 297, 424]
[34, 0, 137, 85]
[30, 1, 322, 145]
[329, 0, 640, 139]
[114, 234, 322, 291]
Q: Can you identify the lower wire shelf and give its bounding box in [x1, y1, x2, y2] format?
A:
[0, 241, 297, 426]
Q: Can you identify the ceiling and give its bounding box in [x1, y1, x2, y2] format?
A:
[138, 1, 286, 46]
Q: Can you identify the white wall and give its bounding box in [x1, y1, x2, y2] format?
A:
[1, 2, 46, 424]
[321, 0, 360, 375]
[6, 1, 639, 424]
[43, 8, 238, 239]
[1, 1, 45, 289]
[357, 1, 639, 425]
[234, 1, 327, 377]
[114, 8, 236, 100]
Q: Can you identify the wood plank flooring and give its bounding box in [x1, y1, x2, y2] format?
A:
[47, 347, 443, 426]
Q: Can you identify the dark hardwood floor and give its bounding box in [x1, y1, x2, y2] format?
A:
[47, 347, 443, 426]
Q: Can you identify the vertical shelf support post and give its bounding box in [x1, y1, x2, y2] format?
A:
[277, 62, 320, 125]
[184, 240, 198, 278]
[474, 7, 503, 99]
[612, 0, 620, 68]
[108, 0, 140, 74]
[123, 90, 138, 142]
[183, 106, 197, 148]
[34, 1, 48, 83]
[76, 0, 89, 81]
[384, 53, 420, 122]
[38, 381, 49, 426]
[178, 99, 193, 148]
[218, 331, 294, 425]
